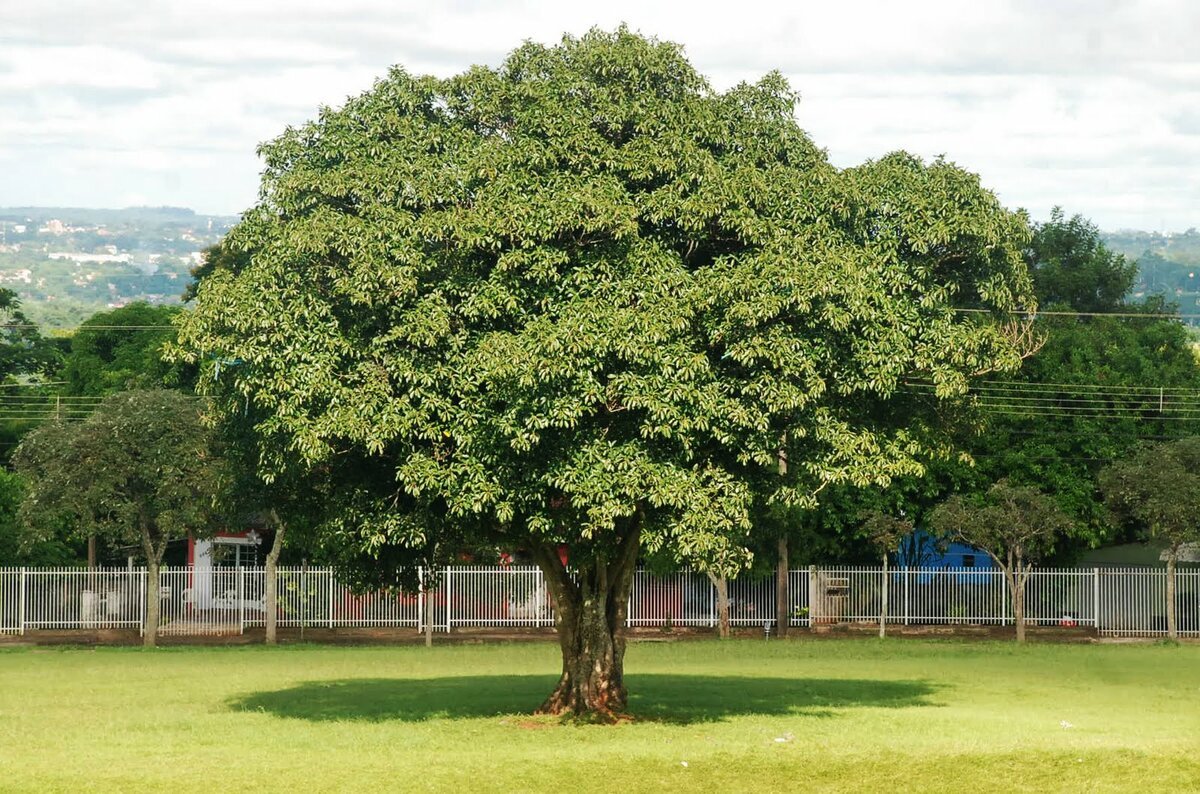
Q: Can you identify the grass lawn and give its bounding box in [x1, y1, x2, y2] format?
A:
[1, 638, 1197, 792]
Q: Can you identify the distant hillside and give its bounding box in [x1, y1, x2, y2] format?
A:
[1103, 229, 1200, 316]
[0, 206, 236, 330]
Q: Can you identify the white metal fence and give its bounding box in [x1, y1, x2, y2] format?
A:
[0, 565, 1196, 638]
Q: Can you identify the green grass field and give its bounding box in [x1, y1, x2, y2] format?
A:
[1, 638, 1197, 792]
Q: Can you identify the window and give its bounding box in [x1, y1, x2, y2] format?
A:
[962, 554, 976, 568]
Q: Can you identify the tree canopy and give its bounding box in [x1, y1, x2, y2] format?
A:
[59, 302, 191, 396]
[1028, 208, 1137, 313]
[174, 28, 1037, 717]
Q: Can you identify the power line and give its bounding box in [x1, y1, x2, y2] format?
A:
[974, 407, 1200, 421]
[905, 378, 1200, 395]
[0, 324, 177, 331]
[954, 307, 1200, 321]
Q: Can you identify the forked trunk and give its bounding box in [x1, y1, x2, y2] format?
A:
[533, 522, 640, 721]
[264, 513, 286, 645]
[1166, 552, 1178, 641]
[707, 572, 731, 639]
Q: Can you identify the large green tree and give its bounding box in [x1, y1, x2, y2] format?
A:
[174, 29, 1035, 718]
[12, 390, 225, 647]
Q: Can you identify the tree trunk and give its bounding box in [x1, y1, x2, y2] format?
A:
[264, 513, 286, 646]
[708, 572, 731, 639]
[1166, 551, 1178, 641]
[776, 536, 789, 638]
[144, 557, 160, 648]
[87, 535, 97, 570]
[532, 524, 640, 721]
[1009, 566, 1027, 644]
[879, 553, 888, 639]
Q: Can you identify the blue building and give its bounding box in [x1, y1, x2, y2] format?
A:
[896, 530, 995, 582]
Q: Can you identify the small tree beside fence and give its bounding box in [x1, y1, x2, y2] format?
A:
[1100, 438, 1200, 641]
[929, 480, 1074, 643]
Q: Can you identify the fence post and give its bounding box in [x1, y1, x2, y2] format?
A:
[446, 567, 452, 632]
[18, 567, 26, 636]
[1000, 571, 1009, 626]
[709, 573, 715, 628]
[1093, 567, 1101, 631]
[138, 568, 146, 637]
[808, 565, 817, 626]
[417, 566, 424, 635]
[237, 567, 245, 635]
[327, 570, 335, 629]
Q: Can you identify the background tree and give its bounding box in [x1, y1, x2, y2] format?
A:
[917, 211, 1200, 557]
[0, 469, 80, 565]
[12, 390, 225, 647]
[59, 302, 192, 396]
[929, 479, 1074, 642]
[0, 288, 62, 467]
[1099, 437, 1200, 640]
[1027, 208, 1137, 313]
[50, 301, 196, 567]
[173, 29, 1036, 719]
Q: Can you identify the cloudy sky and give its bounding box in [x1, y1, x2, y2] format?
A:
[2, 0, 1198, 230]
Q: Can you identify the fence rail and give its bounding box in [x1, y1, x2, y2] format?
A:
[0, 565, 1196, 638]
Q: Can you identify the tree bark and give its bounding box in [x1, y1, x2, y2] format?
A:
[776, 536, 789, 638]
[1166, 551, 1178, 641]
[264, 511, 286, 646]
[87, 535, 97, 570]
[140, 520, 162, 649]
[1010, 566, 1027, 644]
[144, 557, 160, 648]
[707, 572, 731, 639]
[532, 522, 640, 721]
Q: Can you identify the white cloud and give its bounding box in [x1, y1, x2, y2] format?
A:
[0, 0, 1197, 229]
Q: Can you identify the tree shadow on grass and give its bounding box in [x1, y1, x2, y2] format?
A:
[228, 675, 939, 725]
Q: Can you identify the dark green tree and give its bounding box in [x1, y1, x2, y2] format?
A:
[907, 212, 1200, 555]
[173, 29, 1036, 718]
[59, 303, 192, 396]
[11, 390, 226, 647]
[1027, 208, 1136, 313]
[0, 469, 81, 565]
[1099, 437, 1200, 640]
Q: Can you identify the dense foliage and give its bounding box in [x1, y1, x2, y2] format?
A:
[60, 302, 191, 395]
